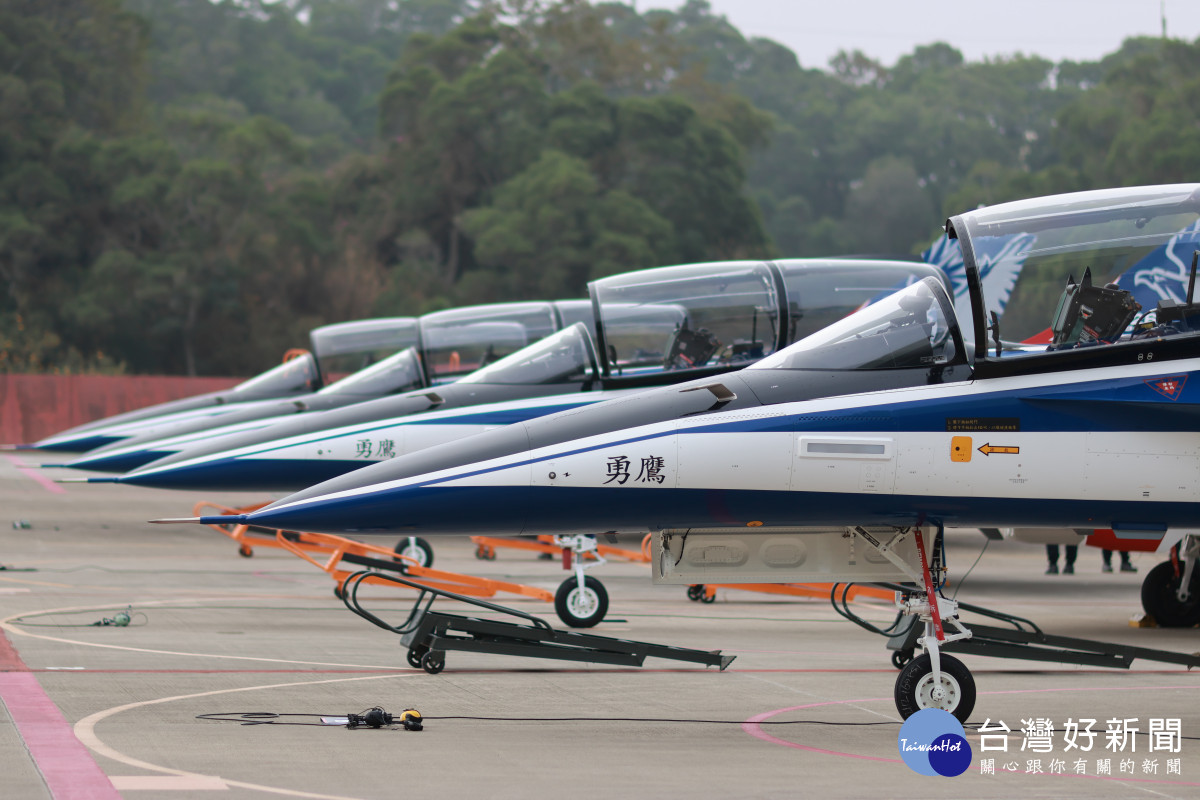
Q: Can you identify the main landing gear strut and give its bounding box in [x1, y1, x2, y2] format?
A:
[844, 528, 1200, 722]
[849, 524, 977, 723]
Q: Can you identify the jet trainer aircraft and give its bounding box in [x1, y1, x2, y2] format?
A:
[106, 258, 943, 492]
[22, 317, 421, 453]
[55, 301, 594, 473]
[172, 184, 1200, 722]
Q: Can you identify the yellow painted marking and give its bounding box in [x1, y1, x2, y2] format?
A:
[950, 436, 972, 463]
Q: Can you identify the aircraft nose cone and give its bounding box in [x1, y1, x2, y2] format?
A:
[63, 450, 169, 474]
[242, 484, 528, 537]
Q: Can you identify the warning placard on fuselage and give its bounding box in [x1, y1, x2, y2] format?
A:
[945, 417, 1020, 432]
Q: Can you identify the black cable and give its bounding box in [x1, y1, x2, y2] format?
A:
[828, 583, 908, 638]
[194, 710, 1200, 739]
[11, 606, 148, 627]
[952, 538, 990, 600]
[196, 711, 899, 727]
[422, 719, 902, 724]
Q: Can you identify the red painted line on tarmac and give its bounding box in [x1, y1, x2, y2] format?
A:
[742, 685, 1200, 786]
[5, 455, 66, 494]
[0, 629, 121, 799]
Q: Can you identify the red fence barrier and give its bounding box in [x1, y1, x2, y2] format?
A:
[0, 374, 242, 446]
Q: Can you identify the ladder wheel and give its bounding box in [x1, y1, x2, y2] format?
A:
[421, 651, 445, 675]
[406, 647, 425, 669]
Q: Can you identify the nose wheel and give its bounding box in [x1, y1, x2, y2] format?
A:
[894, 653, 975, 722]
[394, 537, 434, 572]
[554, 575, 608, 628]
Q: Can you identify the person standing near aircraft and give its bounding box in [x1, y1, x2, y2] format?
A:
[1045, 544, 1077, 574]
[1102, 548, 1137, 573]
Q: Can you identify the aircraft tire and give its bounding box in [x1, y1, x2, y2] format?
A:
[1141, 560, 1200, 627]
[894, 653, 975, 724]
[555, 576, 608, 628]
[394, 537, 434, 572]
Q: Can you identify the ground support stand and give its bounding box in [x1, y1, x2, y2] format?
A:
[272, 531, 553, 603]
[193, 502, 550, 602]
[339, 569, 734, 675]
[469, 533, 650, 564]
[686, 581, 895, 604]
[885, 597, 1200, 671]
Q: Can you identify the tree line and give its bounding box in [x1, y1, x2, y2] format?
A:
[2, 0, 1198, 375]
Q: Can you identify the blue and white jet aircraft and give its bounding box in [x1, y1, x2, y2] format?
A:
[170, 184, 1200, 722]
[21, 317, 421, 453]
[54, 301, 594, 472]
[104, 258, 941, 490]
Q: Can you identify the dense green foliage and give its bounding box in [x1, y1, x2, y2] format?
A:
[2, 0, 1198, 375]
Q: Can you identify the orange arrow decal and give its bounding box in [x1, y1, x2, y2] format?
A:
[978, 443, 1019, 456]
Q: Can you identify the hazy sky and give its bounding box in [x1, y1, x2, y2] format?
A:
[635, 0, 1200, 69]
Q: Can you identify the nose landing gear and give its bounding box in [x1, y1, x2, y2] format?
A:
[850, 525, 976, 723]
[553, 535, 609, 628]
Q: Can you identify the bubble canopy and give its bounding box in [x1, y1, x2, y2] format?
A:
[418, 302, 561, 381]
[317, 347, 426, 397]
[750, 277, 962, 372]
[456, 323, 599, 386]
[588, 259, 945, 379]
[951, 184, 1200, 361]
[230, 352, 319, 395]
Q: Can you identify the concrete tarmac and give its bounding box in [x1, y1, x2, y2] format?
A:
[2, 451, 1198, 799]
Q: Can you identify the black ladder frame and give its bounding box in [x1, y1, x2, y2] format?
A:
[340, 569, 734, 673]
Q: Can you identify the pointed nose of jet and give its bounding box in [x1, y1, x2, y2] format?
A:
[59, 448, 172, 474]
[117, 451, 373, 492]
[239, 483, 530, 536]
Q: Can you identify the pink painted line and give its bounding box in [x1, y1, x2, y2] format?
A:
[0, 632, 120, 799]
[5, 455, 66, 494]
[742, 699, 902, 764]
[742, 685, 1200, 786]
